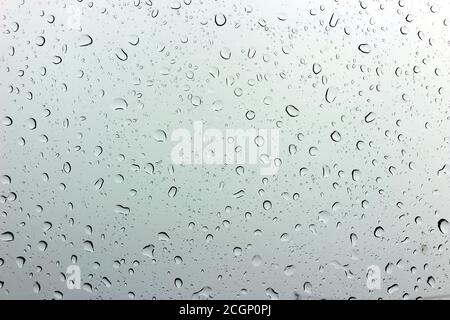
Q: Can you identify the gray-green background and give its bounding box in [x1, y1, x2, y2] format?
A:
[1, 0, 450, 299]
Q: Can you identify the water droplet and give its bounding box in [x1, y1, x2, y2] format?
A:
[78, 34, 93, 47]
[1, 232, 14, 242]
[285, 105, 299, 117]
[364, 112, 376, 123]
[128, 34, 140, 46]
[83, 240, 94, 252]
[111, 98, 128, 111]
[350, 233, 358, 246]
[168, 186, 178, 198]
[374, 226, 384, 238]
[62, 162, 72, 174]
[427, 276, 436, 288]
[351, 169, 361, 181]
[325, 87, 337, 103]
[142, 244, 155, 258]
[115, 48, 128, 61]
[16, 256, 25, 268]
[153, 129, 167, 142]
[438, 219, 448, 234]
[214, 13, 227, 26]
[174, 256, 183, 264]
[303, 282, 312, 294]
[94, 178, 104, 190]
[26, 118, 37, 130]
[35, 36, 45, 46]
[158, 232, 170, 241]
[263, 200, 272, 210]
[358, 43, 371, 54]
[114, 205, 130, 215]
[312, 63, 322, 74]
[2, 116, 13, 126]
[245, 110, 255, 120]
[387, 284, 399, 294]
[37, 241, 47, 251]
[33, 281, 41, 294]
[220, 47, 231, 60]
[174, 278, 183, 288]
[330, 130, 341, 142]
[266, 287, 279, 300]
[284, 265, 296, 276]
[1, 175, 11, 184]
[309, 146, 318, 156]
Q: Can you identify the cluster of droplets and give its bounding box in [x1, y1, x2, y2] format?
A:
[1, 0, 450, 300]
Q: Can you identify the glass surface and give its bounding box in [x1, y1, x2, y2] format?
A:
[1, 0, 450, 300]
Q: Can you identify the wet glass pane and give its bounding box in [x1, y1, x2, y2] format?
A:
[1, 0, 450, 300]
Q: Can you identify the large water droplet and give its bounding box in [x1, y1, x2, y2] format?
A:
[438, 218, 449, 234]
[78, 34, 93, 47]
[285, 105, 300, 117]
[1, 232, 14, 242]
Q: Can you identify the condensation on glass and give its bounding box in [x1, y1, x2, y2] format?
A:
[1, 0, 450, 300]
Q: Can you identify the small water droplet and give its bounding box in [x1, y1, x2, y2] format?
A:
[153, 129, 167, 142]
[174, 278, 183, 288]
[263, 200, 272, 210]
[220, 47, 231, 60]
[374, 226, 384, 238]
[168, 186, 178, 198]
